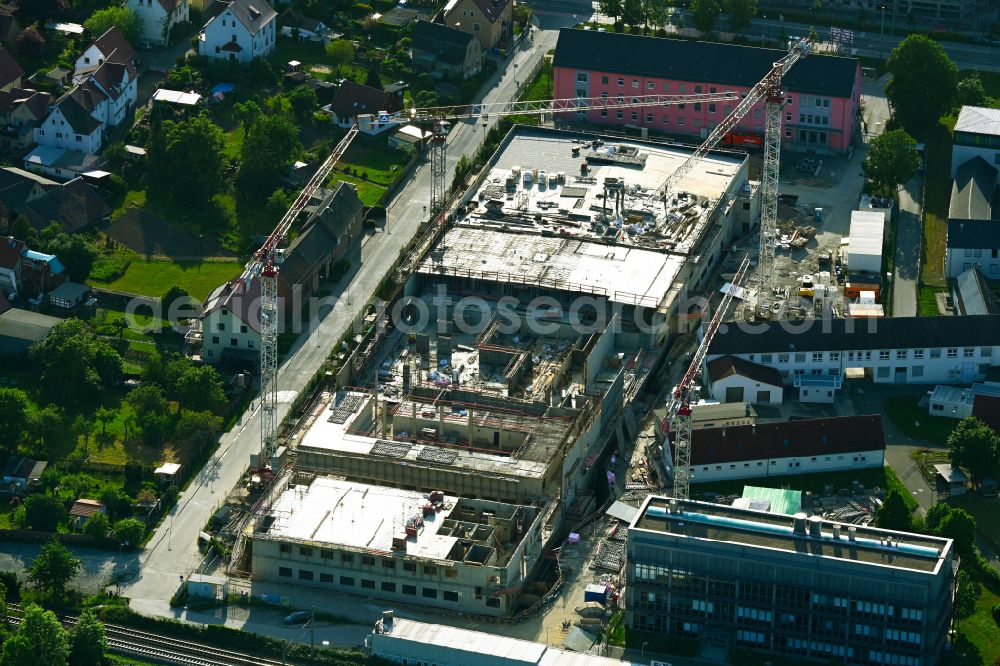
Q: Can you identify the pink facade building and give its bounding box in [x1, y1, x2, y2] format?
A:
[552, 29, 862, 155]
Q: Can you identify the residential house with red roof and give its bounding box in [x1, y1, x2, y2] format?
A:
[328, 81, 404, 136]
[128, 0, 190, 46]
[74, 27, 138, 82]
[198, 0, 276, 65]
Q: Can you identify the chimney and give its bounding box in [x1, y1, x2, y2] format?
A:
[848, 526, 857, 542]
[808, 515, 822, 538]
[792, 512, 807, 536]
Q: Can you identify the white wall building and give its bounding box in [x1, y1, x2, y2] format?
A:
[706, 355, 784, 405]
[127, 0, 190, 46]
[33, 89, 104, 154]
[845, 209, 885, 274]
[705, 316, 1000, 398]
[951, 106, 1000, 179]
[198, 0, 277, 65]
[74, 27, 137, 82]
[928, 381, 1000, 419]
[200, 279, 260, 364]
[675, 415, 886, 485]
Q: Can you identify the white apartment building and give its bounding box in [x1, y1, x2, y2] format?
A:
[127, 0, 190, 46]
[198, 0, 276, 65]
[705, 316, 1000, 398]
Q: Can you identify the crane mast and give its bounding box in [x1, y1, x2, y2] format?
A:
[666, 39, 810, 499]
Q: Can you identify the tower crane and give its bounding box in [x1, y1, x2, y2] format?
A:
[247, 89, 746, 468]
[665, 38, 812, 501]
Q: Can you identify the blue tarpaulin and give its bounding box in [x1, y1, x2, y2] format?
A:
[211, 83, 235, 95]
[584, 583, 609, 603]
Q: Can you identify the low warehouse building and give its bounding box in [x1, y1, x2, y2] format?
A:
[707, 355, 783, 405]
[251, 476, 550, 617]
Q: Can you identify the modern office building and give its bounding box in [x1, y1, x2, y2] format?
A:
[552, 29, 862, 154]
[250, 476, 549, 617]
[627, 497, 954, 664]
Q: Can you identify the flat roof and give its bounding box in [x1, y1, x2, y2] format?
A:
[418, 226, 684, 309]
[741, 486, 801, 516]
[848, 209, 885, 259]
[299, 391, 550, 479]
[463, 129, 745, 255]
[0, 308, 61, 353]
[633, 497, 951, 574]
[259, 477, 531, 562]
[152, 89, 202, 105]
[934, 463, 968, 484]
[374, 618, 638, 666]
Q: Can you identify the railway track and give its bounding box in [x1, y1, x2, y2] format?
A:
[8, 603, 295, 665]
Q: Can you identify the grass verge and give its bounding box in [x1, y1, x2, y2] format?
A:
[89, 258, 241, 300]
[884, 395, 956, 444]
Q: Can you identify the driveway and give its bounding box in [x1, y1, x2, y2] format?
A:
[894, 178, 923, 317]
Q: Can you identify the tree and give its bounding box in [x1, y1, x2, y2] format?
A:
[175, 365, 227, 413]
[288, 86, 318, 123]
[31, 320, 122, 404]
[598, 0, 624, 23]
[161, 285, 190, 318]
[125, 383, 171, 445]
[414, 90, 439, 109]
[0, 388, 29, 454]
[863, 129, 920, 193]
[946, 416, 999, 486]
[82, 512, 109, 540]
[691, 0, 722, 33]
[956, 72, 991, 108]
[9, 215, 37, 246]
[94, 407, 115, 435]
[236, 115, 302, 199]
[954, 569, 980, 628]
[1, 604, 69, 666]
[937, 506, 977, 561]
[111, 317, 128, 343]
[99, 488, 132, 522]
[26, 404, 65, 452]
[622, 0, 645, 26]
[84, 7, 141, 45]
[70, 609, 107, 666]
[22, 494, 66, 532]
[12, 0, 67, 25]
[27, 540, 81, 595]
[14, 28, 45, 60]
[149, 115, 226, 207]
[174, 409, 223, 454]
[112, 518, 145, 549]
[232, 100, 261, 137]
[645, 0, 670, 29]
[41, 233, 97, 283]
[727, 0, 758, 30]
[875, 488, 912, 531]
[886, 35, 958, 134]
[364, 66, 382, 90]
[324, 40, 355, 74]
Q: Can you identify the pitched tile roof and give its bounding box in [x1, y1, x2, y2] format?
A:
[690, 415, 885, 465]
[949, 156, 998, 222]
[553, 29, 859, 99]
[413, 20, 475, 65]
[330, 80, 402, 120]
[707, 315, 1000, 356]
[22, 178, 110, 233]
[210, 0, 277, 36]
[55, 83, 105, 134]
[202, 277, 261, 333]
[0, 45, 22, 88]
[0, 235, 24, 270]
[947, 218, 1000, 249]
[707, 354, 783, 387]
[90, 60, 136, 101]
[92, 27, 137, 66]
[452, 0, 511, 23]
[69, 498, 103, 518]
[306, 181, 363, 238]
[1, 455, 47, 481]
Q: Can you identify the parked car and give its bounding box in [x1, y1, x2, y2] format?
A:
[283, 611, 311, 625]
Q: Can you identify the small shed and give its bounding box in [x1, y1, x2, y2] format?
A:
[584, 583, 609, 604]
[187, 574, 228, 600]
[152, 89, 202, 106]
[48, 281, 89, 309]
[934, 463, 968, 496]
[155, 462, 182, 485]
[845, 210, 885, 275]
[69, 498, 104, 526]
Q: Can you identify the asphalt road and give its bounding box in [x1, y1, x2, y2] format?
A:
[121, 18, 567, 619]
[894, 179, 923, 317]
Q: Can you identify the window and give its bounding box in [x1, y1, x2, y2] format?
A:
[778, 353, 789, 363]
[473, 22, 480, 31]
[830, 352, 840, 361]
[912, 365, 924, 378]
[914, 349, 924, 359]
[877, 367, 890, 378]
[646, 113, 653, 122]
[279, 543, 291, 553]
[896, 350, 907, 360]
[694, 103, 701, 111]
[787, 96, 793, 104]
[423, 565, 437, 575]
[299, 570, 313, 581]
[402, 584, 416, 595]
[279, 567, 292, 577]
[964, 347, 975, 357]
[362, 556, 375, 566]
[240, 325, 247, 333]
[709, 104, 716, 113]
[675, 116, 683, 126]
[422, 588, 438, 599]
[879, 351, 890, 360]
[320, 573, 333, 583]
[812, 352, 823, 363]
[695, 85, 702, 93]
[785, 128, 792, 138]
[576, 72, 587, 82]
[632, 79, 638, 88]
[647, 81, 654, 90]
[786, 113, 792, 122]
[382, 559, 396, 569]
[947, 348, 958, 358]
[403, 562, 416, 572]
[340, 576, 354, 586]
[617, 78, 624, 86]
[631, 112, 638, 121]
[299, 547, 313, 557]
[762, 354, 773, 363]
[217, 323, 225, 331]
[230, 338, 237, 347]
[381, 582, 396, 592]
[616, 110, 623, 119]
[445, 569, 458, 578]
[930, 348, 942, 358]
[443, 591, 459, 602]
[601, 110, 608, 117]
[361, 579, 375, 589]
[795, 353, 805, 363]
[601, 76, 609, 84]
[341, 552, 354, 564]
[679, 83, 686, 92]
[662, 82, 669, 91]
[662, 116, 668, 124]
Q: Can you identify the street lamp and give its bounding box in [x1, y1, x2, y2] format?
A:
[879, 5, 887, 60]
[641, 641, 649, 660]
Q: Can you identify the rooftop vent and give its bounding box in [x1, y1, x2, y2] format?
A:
[792, 512, 807, 536]
[808, 515, 822, 538]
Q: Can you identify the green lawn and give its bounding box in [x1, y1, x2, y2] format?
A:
[224, 126, 245, 160]
[884, 395, 956, 444]
[951, 573, 1000, 666]
[919, 123, 952, 289]
[340, 135, 411, 186]
[917, 285, 947, 316]
[89, 258, 241, 300]
[330, 172, 387, 206]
